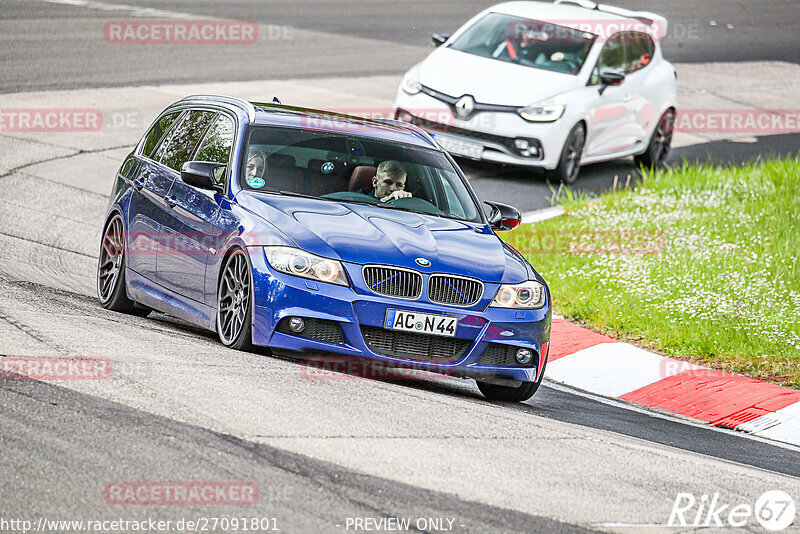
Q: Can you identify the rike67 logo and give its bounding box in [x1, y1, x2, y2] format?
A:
[669, 490, 796, 531]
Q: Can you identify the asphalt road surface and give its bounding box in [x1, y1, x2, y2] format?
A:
[2, 1, 800, 532]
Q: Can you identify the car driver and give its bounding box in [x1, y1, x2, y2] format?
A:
[368, 160, 412, 202]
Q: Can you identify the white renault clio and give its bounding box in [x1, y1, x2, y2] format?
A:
[393, 0, 677, 183]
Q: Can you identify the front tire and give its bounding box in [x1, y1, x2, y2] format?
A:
[635, 108, 674, 169]
[97, 214, 148, 316]
[477, 358, 548, 402]
[216, 249, 254, 351]
[547, 123, 585, 185]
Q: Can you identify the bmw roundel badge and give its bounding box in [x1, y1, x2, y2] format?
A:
[321, 161, 335, 174]
[415, 257, 431, 267]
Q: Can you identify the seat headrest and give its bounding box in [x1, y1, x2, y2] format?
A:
[266, 153, 295, 170]
[349, 166, 377, 192]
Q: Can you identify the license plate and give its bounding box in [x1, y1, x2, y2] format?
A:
[384, 309, 458, 337]
[435, 134, 484, 159]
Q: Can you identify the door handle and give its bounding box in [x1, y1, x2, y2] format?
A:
[133, 177, 146, 190]
[622, 95, 633, 102]
[164, 195, 178, 208]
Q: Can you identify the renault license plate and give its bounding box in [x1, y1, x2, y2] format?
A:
[435, 134, 484, 159]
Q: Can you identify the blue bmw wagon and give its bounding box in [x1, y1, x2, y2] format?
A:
[98, 95, 551, 401]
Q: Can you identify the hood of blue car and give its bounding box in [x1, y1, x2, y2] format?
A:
[238, 193, 529, 283]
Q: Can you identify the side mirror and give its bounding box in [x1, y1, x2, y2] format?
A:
[485, 201, 521, 232]
[432, 33, 450, 47]
[180, 161, 225, 191]
[598, 71, 625, 95]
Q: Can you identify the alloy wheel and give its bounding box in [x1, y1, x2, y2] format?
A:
[217, 251, 251, 345]
[97, 215, 125, 303]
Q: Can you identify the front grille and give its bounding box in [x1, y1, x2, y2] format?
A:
[361, 326, 470, 363]
[419, 85, 519, 113]
[363, 265, 422, 299]
[428, 275, 483, 307]
[276, 318, 344, 345]
[478, 343, 537, 367]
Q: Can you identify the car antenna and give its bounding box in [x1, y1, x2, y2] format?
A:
[272, 96, 281, 104]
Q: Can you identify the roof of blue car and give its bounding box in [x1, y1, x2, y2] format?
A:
[250, 102, 438, 149]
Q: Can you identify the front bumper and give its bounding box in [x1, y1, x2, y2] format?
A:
[248, 247, 551, 383]
[394, 89, 573, 170]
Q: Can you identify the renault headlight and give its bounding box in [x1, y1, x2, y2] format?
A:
[518, 95, 566, 122]
[264, 246, 348, 286]
[490, 281, 546, 309]
[400, 74, 422, 95]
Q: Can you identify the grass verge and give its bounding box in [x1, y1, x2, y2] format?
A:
[504, 157, 800, 388]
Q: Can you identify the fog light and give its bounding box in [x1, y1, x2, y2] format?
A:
[288, 317, 305, 333]
[515, 348, 533, 364]
[514, 138, 539, 158]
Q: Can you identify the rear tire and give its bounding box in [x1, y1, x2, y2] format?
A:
[216, 249, 254, 351]
[97, 214, 149, 316]
[635, 108, 674, 170]
[547, 123, 585, 185]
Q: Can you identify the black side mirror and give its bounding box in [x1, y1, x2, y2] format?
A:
[180, 161, 225, 191]
[598, 71, 625, 95]
[485, 201, 521, 232]
[432, 33, 450, 47]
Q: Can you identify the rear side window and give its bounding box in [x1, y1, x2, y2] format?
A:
[141, 111, 181, 158]
[624, 31, 655, 73]
[155, 110, 217, 171]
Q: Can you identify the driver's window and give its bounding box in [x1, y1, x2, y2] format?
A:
[589, 33, 626, 85]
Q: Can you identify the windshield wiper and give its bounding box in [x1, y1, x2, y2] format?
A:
[277, 190, 325, 200]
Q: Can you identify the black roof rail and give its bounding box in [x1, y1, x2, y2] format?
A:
[179, 94, 256, 121]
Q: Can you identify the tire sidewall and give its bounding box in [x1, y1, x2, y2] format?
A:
[97, 213, 128, 308]
[555, 123, 585, 184]
[216, 248, 254, 349]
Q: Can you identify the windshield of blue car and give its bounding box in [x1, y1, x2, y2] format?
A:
[448, 12, 596, 75]
[241, 126, 483, 223]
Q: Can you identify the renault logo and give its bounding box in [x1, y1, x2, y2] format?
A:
[453, 95, 475, 120]
[415, 257, 431, 267]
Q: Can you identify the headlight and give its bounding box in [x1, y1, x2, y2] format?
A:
[400, 74, 421, 95]
[518, 96, 566, 122]
[490, 281, 546, 309]
[264, 246, 348, 286]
